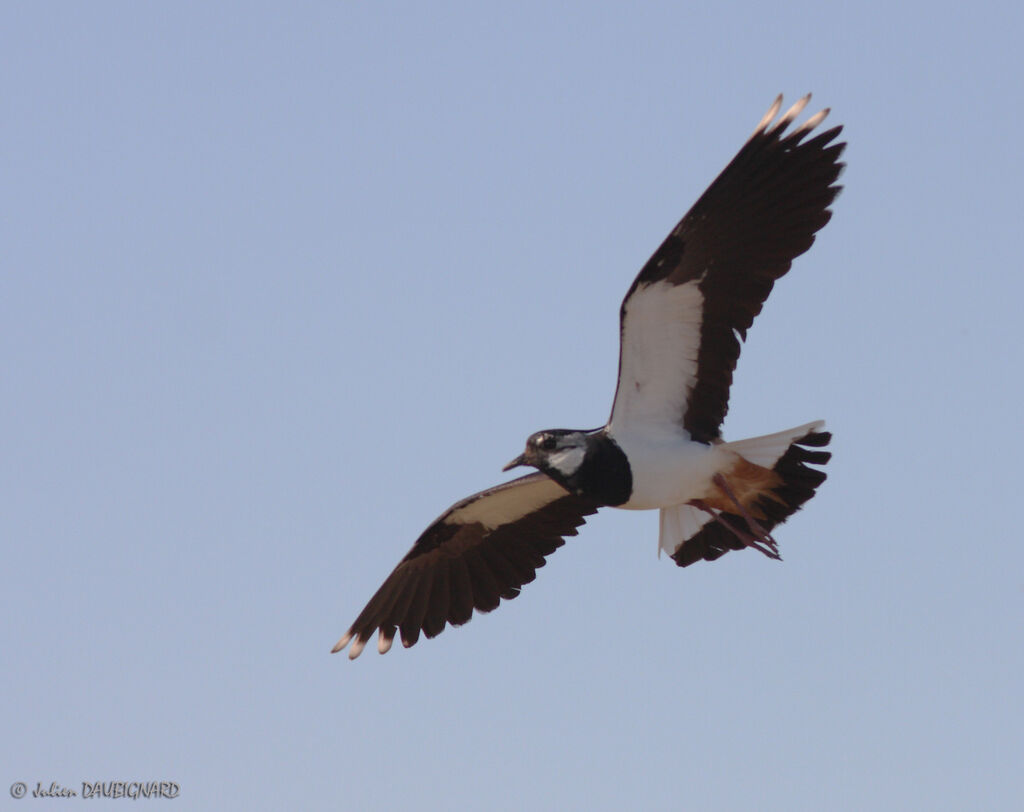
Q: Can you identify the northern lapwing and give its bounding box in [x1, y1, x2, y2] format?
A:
[334, 94, 844, 659]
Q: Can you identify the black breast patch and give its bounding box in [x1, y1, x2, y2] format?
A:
[564, 434, 632, 506]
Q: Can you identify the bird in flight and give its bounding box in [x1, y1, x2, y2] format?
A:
[334, 94, 844, 659]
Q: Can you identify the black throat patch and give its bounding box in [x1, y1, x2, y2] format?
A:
[548, 433, 632, 507]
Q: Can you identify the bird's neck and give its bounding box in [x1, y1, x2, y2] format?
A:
[548, 432, 632, 507]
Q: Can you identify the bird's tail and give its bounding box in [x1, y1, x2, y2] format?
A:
[658, 421, 831, 564]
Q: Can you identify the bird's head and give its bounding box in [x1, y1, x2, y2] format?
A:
[503, 429, 590, 479]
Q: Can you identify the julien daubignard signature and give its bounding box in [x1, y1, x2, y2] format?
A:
[10, 781, 179, 800]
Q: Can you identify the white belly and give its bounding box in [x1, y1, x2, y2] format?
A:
[611, 427, 732, 510]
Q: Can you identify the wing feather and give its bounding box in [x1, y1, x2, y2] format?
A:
[334, 472, 600, 658]
[609, 95, 845, 442]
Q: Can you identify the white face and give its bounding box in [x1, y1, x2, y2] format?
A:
[530, 431, 588, 478]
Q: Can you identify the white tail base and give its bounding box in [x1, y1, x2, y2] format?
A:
[657, 420, 824, 556]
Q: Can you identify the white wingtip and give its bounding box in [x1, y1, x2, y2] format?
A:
[754, 94, 831, 141]
[348, 637, 367, 660]
[331, 631, 352, 654]
[378, 630, 393, 654]
[794, 106, 830, 135]
[752, 94, 784, 136]
[772, 93, 812, 132]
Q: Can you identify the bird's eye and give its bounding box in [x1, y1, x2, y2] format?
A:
[539, 435, 557, 451]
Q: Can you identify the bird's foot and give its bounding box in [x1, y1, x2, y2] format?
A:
[692, 477, 781, 561]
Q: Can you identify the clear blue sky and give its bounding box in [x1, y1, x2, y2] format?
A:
[4, 2, 1022, 810]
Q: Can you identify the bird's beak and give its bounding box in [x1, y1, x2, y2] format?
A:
[502, 453, 527, 472]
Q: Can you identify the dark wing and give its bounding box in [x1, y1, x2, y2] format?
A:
[333, 472, 600, 659]
[608, 95, 845, 443]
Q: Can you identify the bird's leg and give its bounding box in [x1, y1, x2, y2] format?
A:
[710, 473, 780, 558]
[691, 493, 781, 561]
